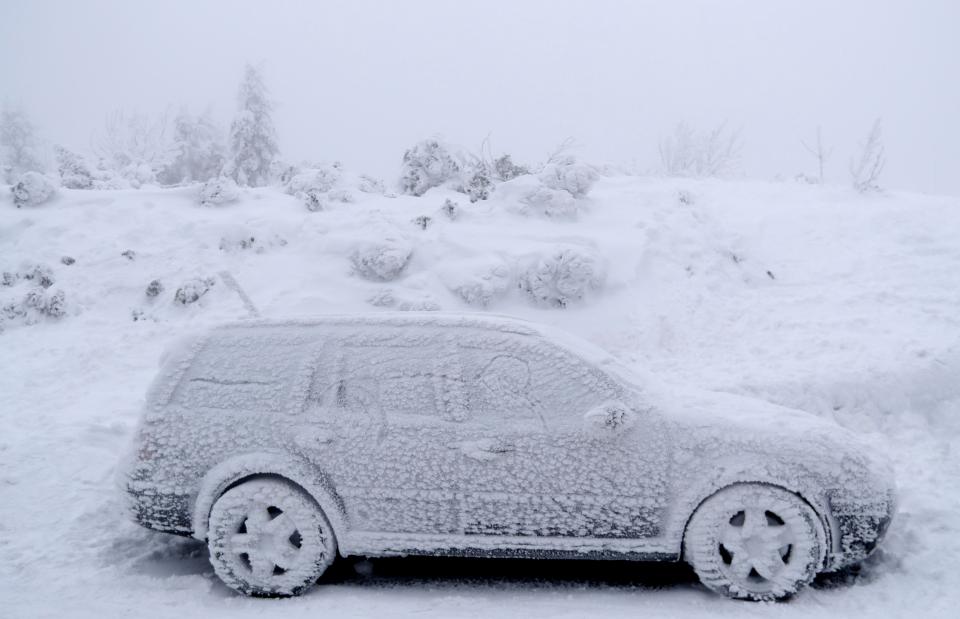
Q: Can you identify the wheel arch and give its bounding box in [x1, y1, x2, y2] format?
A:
[191, 450, 347, 547]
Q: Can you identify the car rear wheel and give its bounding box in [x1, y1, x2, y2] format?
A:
[207, 477, 336, 596]
[683, 483, 826, 601]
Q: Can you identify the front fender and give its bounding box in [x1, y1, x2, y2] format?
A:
[190, 449, 347, 547]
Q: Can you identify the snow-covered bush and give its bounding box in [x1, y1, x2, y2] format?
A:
[358, 174, 385, 194]
[286, 167, 340, 195]
[145, 279, 163, 298]
[1, 287, 67, 331]
[523, 185, 578, 218]
[198, 177, 240, 207]
[440, 199, 459, 220]
[11, 172, 57, 208]
[459, 160, 494, 203]
[494, 175, 578, 218]
[328, 189, 354, 204]
[350, 239, 413, 281]
[659, 122, 742, 178]
[493, 154, 529, 181]
[447, 260, 514, 308]
[174, 277, 215, 305]
[412, 215, 432, 230]
[539, 161, 598, 198]
[520, 248, 604, 308]
[55, 146, 94, 189]
[399, 139, 462, 196]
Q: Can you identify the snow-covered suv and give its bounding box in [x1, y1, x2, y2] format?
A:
[120, 313, 895, 601]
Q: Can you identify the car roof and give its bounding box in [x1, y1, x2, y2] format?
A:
[203, 312, 641, 385]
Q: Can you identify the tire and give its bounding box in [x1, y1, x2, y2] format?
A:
[683, 483, 826, 601]
[207, 477, 336, 596]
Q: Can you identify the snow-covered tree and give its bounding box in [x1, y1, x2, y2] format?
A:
[55, 146, 94, 189]
[850, 118, 885, 193]
[159, 109, 225, 185]
[227, 65, 279, 187]
[93, 110, 176, 187]
[1, 106, 45, 183]
[659, 122, 742, 178]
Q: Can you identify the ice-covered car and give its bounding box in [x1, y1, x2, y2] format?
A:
[119, 313, 895, 601]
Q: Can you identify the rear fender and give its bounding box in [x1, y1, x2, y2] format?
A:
[191, 450, 347, 546]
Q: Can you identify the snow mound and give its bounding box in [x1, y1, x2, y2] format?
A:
[198, 177, 240, 207]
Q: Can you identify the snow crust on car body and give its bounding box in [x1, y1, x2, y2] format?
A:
[119, 312, 895, 572]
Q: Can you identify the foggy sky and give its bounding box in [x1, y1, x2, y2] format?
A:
[2, 0, 958, 195]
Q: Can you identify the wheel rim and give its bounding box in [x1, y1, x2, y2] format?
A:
[228, 503, 306, 581]
[717, 507, 799, 592]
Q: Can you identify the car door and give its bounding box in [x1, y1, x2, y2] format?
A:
[455, 332, 670, 540]
[297, 331, 464, 536]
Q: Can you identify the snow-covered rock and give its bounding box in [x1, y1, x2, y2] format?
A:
[198, 177, 240, 207]
[350, 238, 414, 281]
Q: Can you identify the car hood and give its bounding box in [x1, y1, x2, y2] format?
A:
[645, 381, 892, 482]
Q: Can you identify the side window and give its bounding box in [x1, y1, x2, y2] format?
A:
[173, 337, 307, 412]
[306, 337, 460, 423]
[459, 335, 622, 430]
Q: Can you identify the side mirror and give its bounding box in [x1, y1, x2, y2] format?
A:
[584, 401, 634, 434]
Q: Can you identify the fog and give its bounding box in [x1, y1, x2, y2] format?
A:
[2, 0, 958, 194]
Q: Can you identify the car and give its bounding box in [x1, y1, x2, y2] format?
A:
[119, 313, 896, 601]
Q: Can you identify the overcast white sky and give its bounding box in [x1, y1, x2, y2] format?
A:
[1, 0, 958, 194]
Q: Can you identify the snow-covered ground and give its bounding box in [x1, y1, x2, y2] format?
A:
[1, 175, 958, 618]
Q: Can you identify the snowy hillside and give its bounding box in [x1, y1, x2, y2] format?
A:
[2, 174, 959, 617]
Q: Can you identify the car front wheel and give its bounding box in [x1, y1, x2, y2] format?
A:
[207, 477, 336, 596]
[683, 483, 826, 601]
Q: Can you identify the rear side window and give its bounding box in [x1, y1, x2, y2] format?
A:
[171, 336, 308, 412]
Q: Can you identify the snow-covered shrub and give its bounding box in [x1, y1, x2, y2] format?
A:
[1, 271, 17, 287]
[145, 279, 163, 298]
[367, 289, 396, 307]
[286, 167, 340, 195]
[61, 256, 75, 266]
[441, 198, 459, 220]
[520, 248, 604, 308]
[11, 172, 57, 208]
[677, 189, 695, 205]
[851, 118, 885, 193]
[412, 215, 432, 230]
[659, 122, 742, 178]
[399, 139, 462, 196]
[199, 177, 240, 207]
[219, 232, 256, 251]
[121, 250, 136, 261]
[448, 260, 514, 308]
[493, 154, 529, 181]
[350, 239, 413, 281]
[55, 146, 94, 189]
[301, 189, 327, 212]
[539, 161, 598, 198]
[174, 277, 215, 305]
[459, 161, 494, 203]
[22, 263, 54, 288]
[523, 185, 578, 218]
[358, 174, 385, 194]
[328, 189, 354, 204]
[1, 287, 67, 329]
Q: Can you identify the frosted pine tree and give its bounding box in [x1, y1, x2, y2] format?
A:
[226, 65, 279, 187]
[1, 106, 45, 183]
[161, 109, 225, 184]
